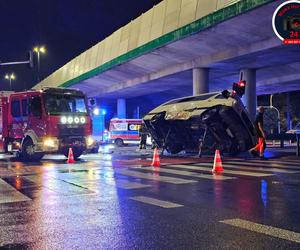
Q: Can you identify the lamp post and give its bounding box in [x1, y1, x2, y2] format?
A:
[33, 46, 46, 82]
[4, 73, 15, 91]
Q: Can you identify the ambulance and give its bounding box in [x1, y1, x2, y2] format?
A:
[108, 118, 143, 146]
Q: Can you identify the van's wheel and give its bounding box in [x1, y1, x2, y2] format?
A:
[21, 138, 44, 162]
[115, 138, 124, 147]
[166, 144, 183, 154]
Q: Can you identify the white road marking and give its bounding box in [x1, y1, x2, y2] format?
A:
[220, 218, 300, 243]
[226, 160, 300, 168]
[130, 196, 183, 208]
[25, 175, 94, 196]
[38, 173, 151, 192]
[0, 178, 31, 204]
[170, 165, 274, 177]
[115, 180, 151, 189]
[45, 172, 150, 190]
[115, 169, 197, 184]
[248, 159, 300, 165]
[134, 166, 236, 180]
[194, 162, 299, 173]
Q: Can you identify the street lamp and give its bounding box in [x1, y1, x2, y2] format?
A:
[4, 73, 15, 90]
[33, 46, 46, 82]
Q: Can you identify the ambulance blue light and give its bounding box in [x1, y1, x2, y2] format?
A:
[93, 107, 100, 116]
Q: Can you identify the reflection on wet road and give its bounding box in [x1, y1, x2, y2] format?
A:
[0, 153, 300, 249]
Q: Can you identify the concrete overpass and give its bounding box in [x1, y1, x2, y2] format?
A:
[35, 0, 300, 119]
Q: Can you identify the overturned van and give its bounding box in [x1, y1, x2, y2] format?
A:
[143, 91, 257, 155]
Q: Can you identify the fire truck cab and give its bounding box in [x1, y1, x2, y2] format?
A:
[0, 88, 94, 161]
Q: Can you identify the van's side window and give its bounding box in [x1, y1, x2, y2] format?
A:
[22, 99, 29, 117]
[11, 100, 21, 118]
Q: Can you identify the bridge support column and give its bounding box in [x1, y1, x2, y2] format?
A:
[241, 69, 256, 121]
[117, 98, 126, 118]
[193, 68, 209, 95]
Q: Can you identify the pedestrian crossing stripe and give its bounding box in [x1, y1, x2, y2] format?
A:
[0, 178, 31, 204]
[220, 218, 300, 244]
[26, 174, 150, 193]
[25, 175, 94, 196]
[226, 159, 300, 166]
[131, 166, 235, 180]
[114, 180, 151, 189]
[91, 178, 152, 190]
[130, 196, 184, 208]
[224, 161, 300, 169]
[194, 162, 299, 173]
[246, 159, 300, 166]
[46, 168, 196, 187]
[168, 165, 274, 177]
[115, 169, 197, 184]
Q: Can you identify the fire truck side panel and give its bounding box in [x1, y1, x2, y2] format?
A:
[0, 97, 9, 152]
[0, 97, 9, 137]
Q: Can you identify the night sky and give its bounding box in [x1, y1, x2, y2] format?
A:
[0, 0, 163, 91]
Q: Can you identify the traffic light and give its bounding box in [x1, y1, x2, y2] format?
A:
[89, 98, 96, 106]
[232, 80, 246, 97]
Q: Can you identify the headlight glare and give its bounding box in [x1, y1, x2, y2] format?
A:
[80, 117, 86, 124]
[43, 138, 56, 147]
[86, 136, 94, 147]
[61, 116, 67, 124]
[67, 116, 73, 124]
[74, 117, 80, 124]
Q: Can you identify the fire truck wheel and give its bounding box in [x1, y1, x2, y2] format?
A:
[21, 138, 44, 162]
[74, 151, 83, 160]
[115, 138, 124, 147]
[4, 138, 10, 153]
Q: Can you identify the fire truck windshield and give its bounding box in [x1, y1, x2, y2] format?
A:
[44, 94, 87, 115]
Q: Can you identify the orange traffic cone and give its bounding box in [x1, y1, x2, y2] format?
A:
[151, 147, 161, 167]
[212, 149, 224, 174]
[67, 148, 75, 164]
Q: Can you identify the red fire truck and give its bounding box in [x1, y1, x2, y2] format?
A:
[0, 87, 94, 161]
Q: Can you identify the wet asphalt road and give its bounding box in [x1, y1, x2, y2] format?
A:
[0, 146, 300, 249]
